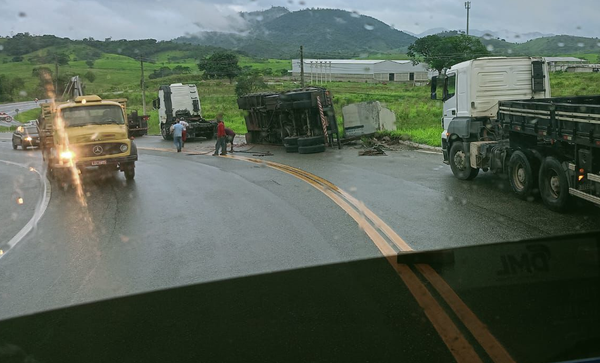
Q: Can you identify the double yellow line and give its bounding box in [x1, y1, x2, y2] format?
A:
[223, 154, 516, 363]
[141, 146, 515, 363]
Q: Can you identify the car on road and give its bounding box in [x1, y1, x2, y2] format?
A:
[0, 112, 13, 122]
[12, 125, 41, 150]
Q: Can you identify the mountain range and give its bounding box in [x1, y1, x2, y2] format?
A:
[405, 28, 556, 43]
[175, 7, 600, 60]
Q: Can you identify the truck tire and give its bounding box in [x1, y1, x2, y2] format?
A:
[161, 125, 172, 141]
[283, 136, 299, 146]
[123, 163, 135, 180]
[449, 142, 479, 180]
[298, 144, 326, 154]
[508, 150, 537, 200]
[285, 145, 298, 153]
[12, 142, 17, 150]
[298, 135, 324, 147]
[539, 157, 569, 212]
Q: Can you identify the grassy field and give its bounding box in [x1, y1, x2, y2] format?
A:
[2, 48, 599, 146]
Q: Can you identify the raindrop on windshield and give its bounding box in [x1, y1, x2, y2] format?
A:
[0, 45, 3, 51]
[576, 26, 582, 30]
[486, 44, 494, 51]
[364, 23, 374, 31]
[298, 0, 305, 5]
[482, 33, 493, 40]
[507, 49, 513, 54]
[461, 199, 467, 205]
[19, 90, 27, 97]
[18, 12, 26, 17]
[288, 0, 293, 3]
[359, 53, 369, 58]
[514, 34, 521, 39]
[445, 196, 454, 202]
[350, 10, 360, 18]
[597, 42, 600, 47]
[557, 42, 565, 47]
[577, 42, 584, 47]
[349, 187, 358, 192]
[117, 48, 122, 53]
[255, 15, 263, 21]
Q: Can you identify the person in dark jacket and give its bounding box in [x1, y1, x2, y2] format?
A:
[213, 115, 227, 156]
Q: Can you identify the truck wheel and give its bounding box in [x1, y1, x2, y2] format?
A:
[283, 136, 299, 146]
[539, 157, 569, 212]
[298, 144, 326, 154]
[285, 145, 298, 153]
[12, 142, 17, 150]
[449, 142, 479, 180]
[298, 135, 324, 147]
[161, 126, 172, 141]
[123, 165, 135, 180]
[508, 150, 537, 200]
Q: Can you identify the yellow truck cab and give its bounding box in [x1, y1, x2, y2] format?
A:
[38, 95, 138, 181]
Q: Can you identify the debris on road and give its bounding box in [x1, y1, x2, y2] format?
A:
[359, 146, 386, 156]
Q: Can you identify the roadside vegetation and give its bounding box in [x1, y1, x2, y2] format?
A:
[1, 42, 598, 146]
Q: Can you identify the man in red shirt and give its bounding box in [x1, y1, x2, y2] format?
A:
[213, 115, 227, 156]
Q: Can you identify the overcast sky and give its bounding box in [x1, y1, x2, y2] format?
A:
[1, 0, 598, 41]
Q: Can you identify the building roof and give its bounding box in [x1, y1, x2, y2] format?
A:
[543, 57, 586, 63]
[295, 59, 412, 64]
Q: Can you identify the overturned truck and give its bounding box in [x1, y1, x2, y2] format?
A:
[237, 87, 341, 153]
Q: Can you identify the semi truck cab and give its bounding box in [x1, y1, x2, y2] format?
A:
[441, 57, 551, 162]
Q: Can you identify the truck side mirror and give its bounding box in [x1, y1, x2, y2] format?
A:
[152, 98, 159, 110]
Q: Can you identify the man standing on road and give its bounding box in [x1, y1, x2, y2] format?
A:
[170, 119, 184, 152]
[213, 115, 227, 156]
[179, 117, 190, 148]
[225, 127, 236, 153]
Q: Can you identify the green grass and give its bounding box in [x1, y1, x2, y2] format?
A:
[2, 50, 599, 147]
[14, 107, 41, 123]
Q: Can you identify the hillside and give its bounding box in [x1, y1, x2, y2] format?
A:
[176, 8, 416, 58]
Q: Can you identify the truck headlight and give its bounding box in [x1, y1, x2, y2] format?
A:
[120, 144, 128, 153]
[60, 151, 74, 160]
[25, 136, 32, 141]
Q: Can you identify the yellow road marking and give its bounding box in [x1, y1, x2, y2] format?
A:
[140, 146, 515, 363]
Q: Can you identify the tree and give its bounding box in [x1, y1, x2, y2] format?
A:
[235, 69, 268, 97]
[198, 52, 241, 84]
[84, 71, 96, 83]
[86, 60, 95, 68]
[407, 34, 490, 75]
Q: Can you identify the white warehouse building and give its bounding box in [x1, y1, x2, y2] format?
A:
[291, 59, 435, 84]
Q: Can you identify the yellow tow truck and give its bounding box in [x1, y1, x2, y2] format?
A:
[38, 95, 138, 181]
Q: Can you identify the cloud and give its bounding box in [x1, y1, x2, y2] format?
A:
[0, 0, 598, 40]
[0, 0, 249, 40]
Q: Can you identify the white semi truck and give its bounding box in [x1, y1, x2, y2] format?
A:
[441, 57, 600, 212]
[153, 83, 216, 140]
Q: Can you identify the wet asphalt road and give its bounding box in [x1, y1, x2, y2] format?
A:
[0, 134, 599, 363]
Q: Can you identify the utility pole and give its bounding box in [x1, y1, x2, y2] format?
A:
[465, 1, 471, 36]
[140, 55, 146, 115]
[300, 46, 305, 89]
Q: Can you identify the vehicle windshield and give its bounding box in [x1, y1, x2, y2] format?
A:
[60, 105, 124, 127]
[1, 1, 599, 362]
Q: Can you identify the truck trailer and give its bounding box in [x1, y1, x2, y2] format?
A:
[442, 57, 600, 212]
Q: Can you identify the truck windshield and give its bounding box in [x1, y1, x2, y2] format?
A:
[60, 105, 124, 127]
